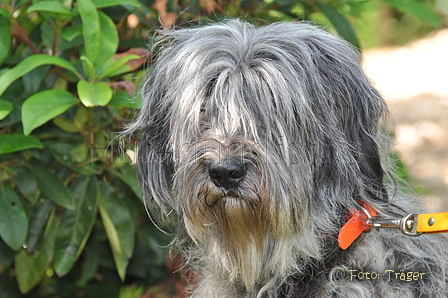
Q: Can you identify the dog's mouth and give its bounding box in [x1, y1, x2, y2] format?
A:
[204, 189, 240, 206]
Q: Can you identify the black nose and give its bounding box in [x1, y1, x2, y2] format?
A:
[209, 160, 246, 189]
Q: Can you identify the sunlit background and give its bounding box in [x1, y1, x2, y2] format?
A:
[361, 3, 448, 211]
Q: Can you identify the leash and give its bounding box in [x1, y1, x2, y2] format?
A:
[338, 202, 448, 250]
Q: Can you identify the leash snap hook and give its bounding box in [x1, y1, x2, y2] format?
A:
[399, 214, 422, 237]
[366, 213, 422, 237]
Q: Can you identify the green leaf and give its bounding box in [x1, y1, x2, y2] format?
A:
[0, 8, 10, 19]
[40, 21, 55, 52]
[30, 166, 75, 210]
[74, 105, 88, 128]
[53, 76, 68, 90]
[138, 223, 171, 266]
[112, 165, 143, 202]
[266, 9, 294, 21]
[22, 89, 79, 135]
[119, 285, 145, 298]
[78, 0, 101, 66]
[111, 196, 135, 259]
[70, 143, 88, 163]
[48, 142, 96, 176]
[77, 81, 113, 107]
[0, 54, 82, 97]
[53, 116, 79, 132]
[99, 202, 122, 254]
[92, 0, 140, 8]
[109, 91, 141, 108]
[99, 54, 141, 79]
[62, 26, 83, 42]
[78, 8, 118, 69]
[25, 198, 54, 253]
[80, 55, 96, 80]
[52, 105, 88, 133]
[0, 238, 14, 274]
[97, 11, 119, 67]
[15, 167, 37, 202]
[0, 134, 42, 155]
[53, 176, 98, 277]
[76, 247, 100, 287]
[0, 99, 12, 120]
[22, 65, 50, 96]
[100, 64, 130, 79]
[0, 183, 28, 251]
[98, 183, 134, 280]
[0, 16, 11, 66]
[27, 1, 72, 15]
[382, 0, 440, 27]
[316, 2, 360, 49]
[15, 210, 57, 294]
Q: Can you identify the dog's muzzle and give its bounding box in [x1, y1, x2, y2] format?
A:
[208, 159, 246, 190]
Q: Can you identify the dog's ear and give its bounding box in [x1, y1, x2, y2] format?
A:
[137, 127, 174, 217]
[129, 70, 175, 220]
[305, 34, 388, 203]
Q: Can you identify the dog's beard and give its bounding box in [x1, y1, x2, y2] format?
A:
[176, 158, 303, 292]
[185, 191, 269, 291]
[183, 180, 270, 292]
[212, 198, 268, 286]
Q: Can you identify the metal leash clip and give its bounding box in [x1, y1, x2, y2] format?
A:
[360, 205, 422, 237]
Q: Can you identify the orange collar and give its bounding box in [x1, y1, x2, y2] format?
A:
[338, 202, 377, 250]
[338, 202, 448, 250]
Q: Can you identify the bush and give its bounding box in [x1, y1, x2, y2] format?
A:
[0, 0, 440, 297]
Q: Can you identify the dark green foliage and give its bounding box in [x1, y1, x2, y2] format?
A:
[0, 0, 440, 297]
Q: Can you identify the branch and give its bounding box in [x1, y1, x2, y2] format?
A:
[11, 18, 40, 54]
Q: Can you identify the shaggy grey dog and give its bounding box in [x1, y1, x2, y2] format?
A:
[126, 20, 448, 297]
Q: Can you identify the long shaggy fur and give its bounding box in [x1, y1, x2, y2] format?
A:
[125, 20, 448, 297]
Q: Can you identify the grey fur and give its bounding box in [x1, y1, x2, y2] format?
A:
[124, 20, 448, 297]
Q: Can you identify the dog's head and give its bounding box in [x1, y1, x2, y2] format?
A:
[128, 20, 389, 290]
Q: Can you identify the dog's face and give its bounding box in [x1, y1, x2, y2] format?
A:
[130, 20, 388, 290]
